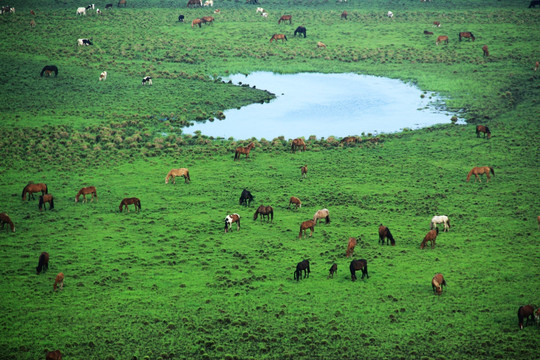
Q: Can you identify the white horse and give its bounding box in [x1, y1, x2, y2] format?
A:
[430, 215, 450, 232]
[76, 7, 86, 15]
[313, 209, 330, 225]
[387, 11, 393, 18]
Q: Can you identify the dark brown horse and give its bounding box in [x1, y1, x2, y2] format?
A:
[46, 350, 62, 360]
[278, 15, 292, 24]
[350, 259, 369, 281]
[328, 263, 337, 279]
[436, 35, 449, 45]
[119, 197, 141, 212]
[38, 194, 54, 211]
[459, 32, 475, 41]
[75, 186, 97, 203]
[476, 125, 491, 139]
[432, 273, 447, 295]
[378, 224, 395, 246]
[41, 65, 58, 77]
[293, 259, 310, 281]
[270, 34, 287, 43]
[518, 305, 535, 329]
[466, 166, 494, 183]
[341, 11, 347, 20]
[482, 45, 489, 57]
[253, 205, 273, 221]
[420, 228, 439, 249]
[22, 183, 48, 201]
[289, 196, 301, 209]
[0, 213, 15, 232]
[299, 219, 315, 239]
[346, 237, 357, 258]
[234, 142, 255, 160]
[36, 252, 49, 274]
[291, 138, 306, 152]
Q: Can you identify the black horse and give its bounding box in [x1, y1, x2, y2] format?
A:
[239, 189, 254, 206]
[40, 65, 58, 77]
[350, 259, 369, 281]
[294, 26, 306, 38]
[529, 0, 540, 8]
[294, 259, 310, 281]
[36, 252, 49, 274]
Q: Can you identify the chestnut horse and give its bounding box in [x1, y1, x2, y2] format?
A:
[466, 166, 494, 183]
[350, 259, 369, 281]
[459, 32, 475, 41]
[46, 350, 62, 360]
[192, 18, 203, 28]
[278, 15, 292, 24]
[224, 213, 240, 233]
[39, 194, 54, 211]
[378, 225, 395, 245]
[291, 138, 306, 152]
[293, 259, 310, 281]
[432, 273, 447, 295]
[346, 237, 357, 257]
[36, 252, 49, 274]
[270, 34, 287, 43]
[420, 228, 439, 249]
[22, 182, 48, 201]
[518, 305, 535, 329]
[313, 209, 330, 225]
[299, 219, 315, 238]
[430, 215, 450, 232]
[253, 205, 273, 221]
[436, 35, 449, 45]
[0, 213, 15, 232]
[75, 186, 97, 203]
[54, 272, 64, 291]
[289, 196, 301, 209]
[300, 164, 308, 178]
[234, 142, 255, 160]
[328, 263, 337, 279]
[119, 197, 141, 212]
[476, 125, 491, 139]
[165, 168, 190, 184]
[482, 45, 489, 57]
[341, 11, 347, 20]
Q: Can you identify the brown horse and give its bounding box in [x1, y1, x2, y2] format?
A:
[341, 136, 359, 145]
[459, 32, 475, 41]
[476, 125, 491, 139]
[313, 209, 330, 225]
[36, 252, 49, 274]
[75, 186, 97, 203]
[300, 164, 308, 178]
[518, 305, 535, 329]
[22, 183, 48, 201]
[165, 168, 191, 184]
[433, 21, 441, 27]
[328, 263, 337, 279]
[119, 198, 141, 212]
[317, 41, 326, 48]
[234, 142, 255, 160]
[187, 0, 201, 7]
[224, 213, 240, 233]
[378, 225, 395, 246]
[0, 213, 15, 232]
[420, 228, 439, 249]
[346, 237, 357, 258]
[350, 259, 369, 281]
[432, 273, 447, 295]
[291, 138, 306, 152]
[289, 196, 301, 209]
[436, 35, 449, 45]
[202, 16, 214, 24]
[38, 194, 54, 211]
[46, 350, 62, 360]
[270, 34, 287, 43]
[535, 61, 539, 71]
[192, 18, 203, 28]
[54, 272, 64, 291]
[466, 166, 494, 183]
[299, 219, 315, 238]
[482, 45, 489, 57]
[118, 0, 127, 6]
[253, 205, 273, 221]
[278, 15, 292, 24]
[341, 11, 347, 20]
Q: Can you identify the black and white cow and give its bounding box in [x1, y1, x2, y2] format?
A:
[78, 38, 93, 46]
[142, 76, 152, 85]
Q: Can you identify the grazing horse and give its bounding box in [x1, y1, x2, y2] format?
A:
[38, 194, 55, 211]
[436, 35, 449, 45]
[341, 136, 359, 145]
[431, 215, 450, 232]
[294, 26, 306, 38]
[46, 350, 62, 360]
[234, 142, 255, 160]
[299, 219, 315, 238]
[518, 305, 535, 329]
[346, 237, 357, 258]
[0, 213, 15, 232]
[466, 166, 494, 183]
[192, 18, 203, 28]
[313, 209, 330, 225]
[22, 183, 48, 201]
[420, 228, 439, 249]
[341, 11, 347, 20]
[300, 165, 308, 178]
[293, 259, 310, 281]
[253, 205, 273, 221]
[165, 168, 190, 184]
[270, 34, 287, 43]
[75, 186, 97, 203]
[482, 45, 489, 57]
[432, 273, 447, 295]
[317, 41, 326, 48]
[76, 7, 86, 15]
[350, 259, 369, 281]
[459, 32, 475, 41]
[118, 0, 127, 7]
[36, 252, 49, 274]
[119, 198, 141, 213]
[41, 65, 58, 77]
[291, 138, 306, 152]
[54, 272, 64, 291]
[106, 4, 113, 9]
[278, 15, 292, 24]
[239, 189, 254, 206]
[187, 0, 202, 7]
[289, 196, 301, 209]
[378, 225, 395, 246]
[328, 263, 337, 279]
[201, 16, 214, 25]
[476, 125, 491, 139]
[224, 213, 240, 233]
[424, 30, 434, 35]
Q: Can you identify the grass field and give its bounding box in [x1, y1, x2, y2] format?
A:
[1, 0, 539, 359]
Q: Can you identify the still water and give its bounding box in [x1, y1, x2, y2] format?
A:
[186, 72, 457, 140]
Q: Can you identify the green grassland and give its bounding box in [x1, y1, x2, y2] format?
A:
[1, 0, 539, 359]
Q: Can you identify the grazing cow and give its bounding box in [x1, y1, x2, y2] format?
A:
[535, 61, 539, 71]
[341, 11, 347, 20]
[328, 263, 337, 279]
[178, 14, 185, 22]
[86, 4, 95, 10]
[105, 3, 113, 9]
[346, 237, 357, 258]
[224, 213, 240, 233]
[99, 71, 107, 81]
[482, 45, 489, 57]
[76, 7, 86, 15]
[433, 21, 441, 27]
[46, 350, 62, 360]
[54, 272, 64, 291]
[203, 0, 213, 6]
[432, 273, 447, 295]
[436, 35, 449, 45]
[142, 76, 152, 85]
[78, 38, 93, 46]
[518, 305, 535, 329]
[529, 0, 540, 8]
[317, 41, 326, 48]
[424, 30, 434, 35]
[387, 11, 393, 18]
[36, 252, 49, 274]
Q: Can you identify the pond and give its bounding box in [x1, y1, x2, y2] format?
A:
[186, 72, 460, 140]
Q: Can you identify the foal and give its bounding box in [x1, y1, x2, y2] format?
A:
[300, 164, 308, 178]
[54, 272, 64, 291]
[346, 237, 357, 258]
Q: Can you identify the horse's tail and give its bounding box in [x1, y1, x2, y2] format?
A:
[253, 210, 258, 220]
[489, 167, 494, 176]
[38, 196, 43, 210]
[518, 306, 524, 328]
[387, 228, 395, 245]
[22, 185, 27, 200]
[270, 210, 273, 221]
[270, 35, 275, 42]
[40, 67, 45, 77]
[44, 184, 48, 194]
[466, 169, 473, 182]
[138, 200, 141, 210]
[325, 215, 330, 224]
[49, 197, 54, 210]
[284, 35, 288, 41]
[186, 170, 190, 182]
[485, 126, 490, 134]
